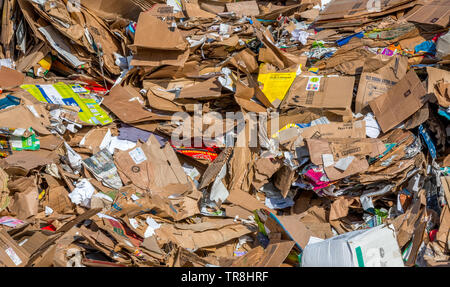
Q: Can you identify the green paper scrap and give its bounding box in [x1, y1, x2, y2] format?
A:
[10, 128, 40, 151]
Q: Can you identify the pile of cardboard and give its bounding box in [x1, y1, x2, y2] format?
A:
[0, 0, 449, 267]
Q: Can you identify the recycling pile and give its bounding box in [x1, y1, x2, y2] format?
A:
[0, 0, 449, 267]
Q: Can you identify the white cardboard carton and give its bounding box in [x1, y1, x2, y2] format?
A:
[302, 224, 404, 267]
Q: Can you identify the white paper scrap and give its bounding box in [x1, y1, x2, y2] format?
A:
[144, 217, 161, 238]
[322, 154, 335, 168]
[334, 156, 355, 171]
[129, 147, 147, 165]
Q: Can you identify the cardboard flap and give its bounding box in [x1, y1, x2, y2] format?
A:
[369, 70, 428, 133]
[0, 67, 26, 89]
[134, 13, 187, 51]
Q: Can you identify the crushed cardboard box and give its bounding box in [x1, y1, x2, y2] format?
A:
[0, 0, 448, 268]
